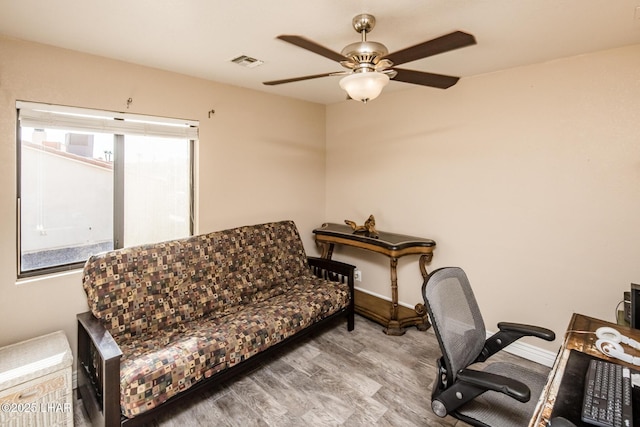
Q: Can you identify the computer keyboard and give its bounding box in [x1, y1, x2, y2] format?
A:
[581, 358, 633, 427]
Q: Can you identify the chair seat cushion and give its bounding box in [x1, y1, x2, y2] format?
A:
[116, 276, 349, 418]
[455, 361, 549, 427]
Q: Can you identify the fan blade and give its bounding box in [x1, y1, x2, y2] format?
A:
[392, 68, 460, 89]
[263, 72, 338, 86]
[384, 31, 476, 66]
[277, 35, 348, 62]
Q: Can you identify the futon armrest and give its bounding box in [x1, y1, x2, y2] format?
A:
[307, 256, 355, 332]
[478, 321, 555, 362]
[431, 367, 531, 417]
[77, 311, 123, 361]
[307, 256, 355, 278]
[77, 311, 123, 427]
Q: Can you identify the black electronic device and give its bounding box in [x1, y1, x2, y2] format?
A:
[624, 291, 631, 324]
[581, 358, 633, 426]
[631, 283, 640, 330]
[550, 350, 640, 426]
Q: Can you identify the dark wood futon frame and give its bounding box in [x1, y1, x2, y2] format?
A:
[77, 257, 355, 427]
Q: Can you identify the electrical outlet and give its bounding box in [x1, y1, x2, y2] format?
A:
[354, 269, 362, 282]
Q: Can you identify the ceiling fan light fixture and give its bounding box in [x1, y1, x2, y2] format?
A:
[339, 71, 389, 103]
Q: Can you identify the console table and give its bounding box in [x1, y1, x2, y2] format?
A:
[313, 222, 436, 335]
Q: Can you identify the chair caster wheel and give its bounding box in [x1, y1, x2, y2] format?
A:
[431, 399, 447, 418]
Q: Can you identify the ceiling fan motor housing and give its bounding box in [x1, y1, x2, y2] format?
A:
[341, 14, 390, 72]
[341, 41, 389, 72]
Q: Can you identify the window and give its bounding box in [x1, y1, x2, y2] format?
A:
[17, 101, 197, 277]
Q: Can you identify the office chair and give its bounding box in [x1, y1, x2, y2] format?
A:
[422, 267, 556, 427]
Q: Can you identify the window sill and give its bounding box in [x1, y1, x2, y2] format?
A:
[16, 268, 83, 286]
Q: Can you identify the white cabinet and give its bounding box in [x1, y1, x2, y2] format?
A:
[0, 331, 73, 426]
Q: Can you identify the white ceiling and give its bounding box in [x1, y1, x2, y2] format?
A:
[1, 0, 640, 104]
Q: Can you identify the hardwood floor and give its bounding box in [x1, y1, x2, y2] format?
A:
[75, 315, 548, 427]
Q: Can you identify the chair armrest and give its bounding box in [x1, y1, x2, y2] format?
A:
[478, 322, 555, 362]
[431, 367, 531, 417]
[457, 368, 530, 402]
[498, 322, 556, 341]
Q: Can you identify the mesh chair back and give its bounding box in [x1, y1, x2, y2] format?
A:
[423, 267, 487, 383]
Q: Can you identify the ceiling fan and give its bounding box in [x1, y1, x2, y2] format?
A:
[263, 14, 477, 103]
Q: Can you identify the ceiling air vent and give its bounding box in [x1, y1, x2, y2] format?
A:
[230, 55, 264, 69]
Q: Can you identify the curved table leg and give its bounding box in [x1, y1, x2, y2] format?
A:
[319, 242, 334, 259]
[419, 253, 433, 279]
[412, 254, 433, 332]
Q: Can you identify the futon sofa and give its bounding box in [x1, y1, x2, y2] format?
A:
[77, 220, 354, 427]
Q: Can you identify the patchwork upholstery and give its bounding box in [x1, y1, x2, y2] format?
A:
[81, 221, 350, 419]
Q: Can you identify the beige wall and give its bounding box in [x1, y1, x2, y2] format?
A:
[0, 37, 326, 353]
[326, 44, 640, 351]
[2, 34, 639, 360]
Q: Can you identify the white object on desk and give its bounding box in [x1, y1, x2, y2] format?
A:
[0, 330, 73, 426]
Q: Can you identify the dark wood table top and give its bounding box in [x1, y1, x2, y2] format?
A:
[313, 223, 436, 258]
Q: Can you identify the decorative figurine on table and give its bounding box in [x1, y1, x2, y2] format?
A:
[345, 214, 379, 237]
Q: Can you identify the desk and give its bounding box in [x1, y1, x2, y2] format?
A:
[529, 313, 640, 426]
[313, 222, 436, 335]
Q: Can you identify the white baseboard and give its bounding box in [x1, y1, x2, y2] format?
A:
[493, 334, 557, 368]
[354, 286, 557, 367]
[354, 286, 417, 309]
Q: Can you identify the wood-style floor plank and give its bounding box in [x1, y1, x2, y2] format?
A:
[75, 314, 547, 426]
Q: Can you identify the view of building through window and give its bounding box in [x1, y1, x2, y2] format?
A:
[20, 127, 115, 272]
